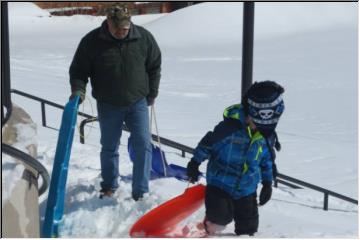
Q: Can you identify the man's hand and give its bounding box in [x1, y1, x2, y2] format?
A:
[146, 96, 155, 106]
[69, 90, 85, 104]
[186, 159, 201, 183]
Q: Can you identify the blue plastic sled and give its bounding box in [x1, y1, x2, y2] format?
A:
[43, 96, 80, 238]
[127, 140, 190, 181]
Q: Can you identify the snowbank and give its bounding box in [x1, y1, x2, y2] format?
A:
[2, 155, 25, 207]
[8, 2, 51, 19]
[146, 2, 357, 48]
[2, 121, 37, 206]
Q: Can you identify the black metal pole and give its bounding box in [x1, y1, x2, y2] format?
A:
[2, 2, 12, 127]
[241, 2, 255, 98]
[41, 102, 47, 127]
[324, 193, 329, 211]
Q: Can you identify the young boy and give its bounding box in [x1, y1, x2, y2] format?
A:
[186, 81, 285, 236]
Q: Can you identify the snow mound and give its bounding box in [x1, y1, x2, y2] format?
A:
[133, 13, 167, 26]
[146, 2, 243, 48]
[8, 2, 50, 19]
[146, 2, 357, 47]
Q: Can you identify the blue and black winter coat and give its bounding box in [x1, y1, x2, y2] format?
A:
[192, 104, 273, 199]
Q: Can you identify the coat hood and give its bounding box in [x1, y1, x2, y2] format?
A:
[223, 104, 247, 125]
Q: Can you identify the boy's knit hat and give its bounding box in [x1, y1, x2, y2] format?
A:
[243, 81, 285, 136]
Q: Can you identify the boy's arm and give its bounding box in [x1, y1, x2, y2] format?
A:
[187, 121, 231, 183]
[186, 131, 214, 183]
[191, 131, 214, 164]
[192, 119, 239, 164]
[188, 119, 240, 183]
[258, 146, 274, 205]
[259, 146, 273, 183]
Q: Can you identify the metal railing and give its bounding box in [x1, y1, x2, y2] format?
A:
[78, 114, 358, 210]
[276, 173, 357, 210]
[79, 116, 194, 157]
[2, 143, 50, 196]
[10, 89, 358, 210]
[11, 89, 94, 129]
[11, 89, 194, 157]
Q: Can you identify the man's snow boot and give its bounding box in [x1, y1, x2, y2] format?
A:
[132, 192, 144, 201]
[99, 189, 115, 199]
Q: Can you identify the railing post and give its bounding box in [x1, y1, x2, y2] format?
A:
[41, 102, 47, 127]
[2, 2, 12, 127]
[79, 117, 98, 144]
[324, 193, 329, 210]
[80, 121, 85, 144]
[241, 2, 255, 97]
[274, 179, 278, 188]
[182, 150, 185, 158]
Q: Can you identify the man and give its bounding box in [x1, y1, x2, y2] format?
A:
[69, 3, 162, 201]
[186, 81, 285, 236]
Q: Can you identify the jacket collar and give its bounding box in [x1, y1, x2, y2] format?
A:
[99, 20, 141, 42]
[223, 104, 247, 126]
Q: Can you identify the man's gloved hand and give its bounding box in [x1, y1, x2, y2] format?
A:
[259, 181, 272, 205]
[186, 159, 201, 183]
[146, 96, 155, 106]
[69, 90, 85, 104]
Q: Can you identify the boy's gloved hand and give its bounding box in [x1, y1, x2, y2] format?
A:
[69, 90, 85, 104]
[259, 181, 272, 205]
[186, 159, 201, 183]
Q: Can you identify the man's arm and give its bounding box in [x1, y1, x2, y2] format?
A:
[145, 32, 162, 100]
[69, 38, 91, 96]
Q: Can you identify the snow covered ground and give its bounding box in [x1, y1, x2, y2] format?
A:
[3, 2, 358, 238]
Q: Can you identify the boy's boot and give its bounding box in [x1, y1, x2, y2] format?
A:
[204, 219, 226, 235]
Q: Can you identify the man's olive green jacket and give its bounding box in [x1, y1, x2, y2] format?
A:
[70, 21, 161, 106]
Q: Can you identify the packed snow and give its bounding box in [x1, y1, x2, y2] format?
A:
[2, 110, 37, 207]
[3, 2, 358, 238]
[2, 155, 25, 207]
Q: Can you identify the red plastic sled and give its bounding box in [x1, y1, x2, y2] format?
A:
[129, 184, 206, 237]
